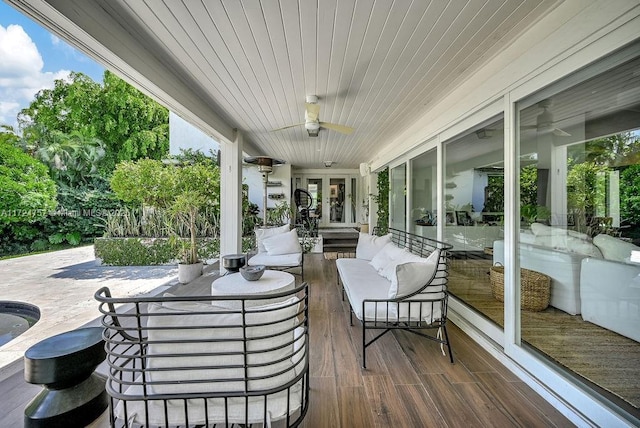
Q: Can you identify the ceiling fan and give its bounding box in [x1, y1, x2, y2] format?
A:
[477, 99, 571, 138]
[524, 98, 571, 137]
[272, 95, 355, 137]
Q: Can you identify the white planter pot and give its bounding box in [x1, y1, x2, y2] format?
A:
[178, 261, 203, 284]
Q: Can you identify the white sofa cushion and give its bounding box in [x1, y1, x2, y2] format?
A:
[565, 236, 603, 258]
[593, 234, 640, 262]
[336, 258, 397, 321]
[527, 223, 601, 258]
[248, 252, 302, 267]
[530, 222, 589, 241]
[255, 224, 290, 253]
[580, 257, 640, 342]
[263, 229, 302, 255]
[145, 296, 301, 395]
[355, 232, 392, 260]
[389, 249, 439, 299]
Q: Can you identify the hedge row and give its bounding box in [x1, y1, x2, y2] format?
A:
[94, 237, 255, 266]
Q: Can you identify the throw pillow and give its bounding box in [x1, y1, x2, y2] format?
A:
[263, 229, 302, 256]
[593, 234, 640, 262]
[388, 249, 440, 299]
[379, 248, 424, 282]
[355, 232, 392, 260]
[255, 224, 290, 253]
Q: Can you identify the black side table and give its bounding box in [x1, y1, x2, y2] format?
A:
[24, 327, 108, 428]
[222, 253, 247, 274]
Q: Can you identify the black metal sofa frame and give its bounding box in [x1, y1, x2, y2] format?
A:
[95, 283, 309, 427]
[337, 227, 454, 368]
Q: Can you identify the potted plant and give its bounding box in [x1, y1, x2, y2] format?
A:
[168, 162, 220, 283]
[169, 192, 205, 283]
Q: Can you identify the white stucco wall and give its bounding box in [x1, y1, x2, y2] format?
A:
[169, 112, 220, 156]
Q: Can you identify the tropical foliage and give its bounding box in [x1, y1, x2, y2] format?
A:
[372, 167, 389, 234]
[1, 71, 171, 257]
[110, 157, 221, 264]
[18, 71, 169, 171]
[0, 135, 57, 224]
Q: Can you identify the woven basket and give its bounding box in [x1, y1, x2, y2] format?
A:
[490, 265, 551, 312]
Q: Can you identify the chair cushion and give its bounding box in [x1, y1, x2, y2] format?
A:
[145, 296, 301, 395]
[248, 252, 302, 267]
[255, 224, 290, 253]
[355, 232, 392, 260]
[263, 229, 302, 255]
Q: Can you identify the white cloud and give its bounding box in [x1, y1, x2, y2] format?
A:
[0, 24, 71, 129]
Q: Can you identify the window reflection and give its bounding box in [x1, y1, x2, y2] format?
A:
[515, 48, 640, 409]
[390, 164, 407, 231]
[411, 150, 437, 241]
[443, 116, 505, 324]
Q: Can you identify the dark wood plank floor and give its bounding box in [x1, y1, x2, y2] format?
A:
[0, 254, 574, 427]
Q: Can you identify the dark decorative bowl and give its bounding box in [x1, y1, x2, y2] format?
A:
[240, 265, 265, 281]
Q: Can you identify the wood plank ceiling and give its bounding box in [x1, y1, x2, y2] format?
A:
[34, 0, 561, 169]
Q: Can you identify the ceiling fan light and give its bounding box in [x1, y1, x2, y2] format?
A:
[305, 120, 320, 137]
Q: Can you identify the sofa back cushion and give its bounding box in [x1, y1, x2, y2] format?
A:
[255, 224, 290, 253]
[369, 242, 406, 272]
[146, 296, 300, 395]
[593, 234, 640, 262]
[263, 228, 302, 255]
[356, 232, 392, 260]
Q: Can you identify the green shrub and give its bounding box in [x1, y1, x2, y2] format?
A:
[95, 237, 220, 266]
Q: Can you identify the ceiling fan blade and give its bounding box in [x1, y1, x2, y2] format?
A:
[552, 127, 571, 137]
[305, 103, 320, 122]
[272, 123, 304, 132]
[319, 122, 355, 135]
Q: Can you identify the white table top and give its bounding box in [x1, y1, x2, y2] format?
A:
[211, 270, 295, 298]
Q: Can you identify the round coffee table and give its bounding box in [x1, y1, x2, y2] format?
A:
[212, 270, 295, 306]
[24, 327, 108, 428]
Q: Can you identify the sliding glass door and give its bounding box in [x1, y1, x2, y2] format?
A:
[514, 46, 640, 410]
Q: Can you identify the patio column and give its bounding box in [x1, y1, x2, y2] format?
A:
[219, 130, 243, 274]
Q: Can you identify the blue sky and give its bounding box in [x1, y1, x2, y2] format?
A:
[0, 2, 104, 129]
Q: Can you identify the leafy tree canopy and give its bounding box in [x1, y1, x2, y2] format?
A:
[18, 70, 169, 173]
[110, 158, 220, 211]
[0, 138, 57, 224]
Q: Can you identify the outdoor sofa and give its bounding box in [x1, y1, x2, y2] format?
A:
[336, 227, 453, 368]
[95, 283, 309, 427]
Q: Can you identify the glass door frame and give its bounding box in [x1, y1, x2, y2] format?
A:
[297, 174, 359, 228]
